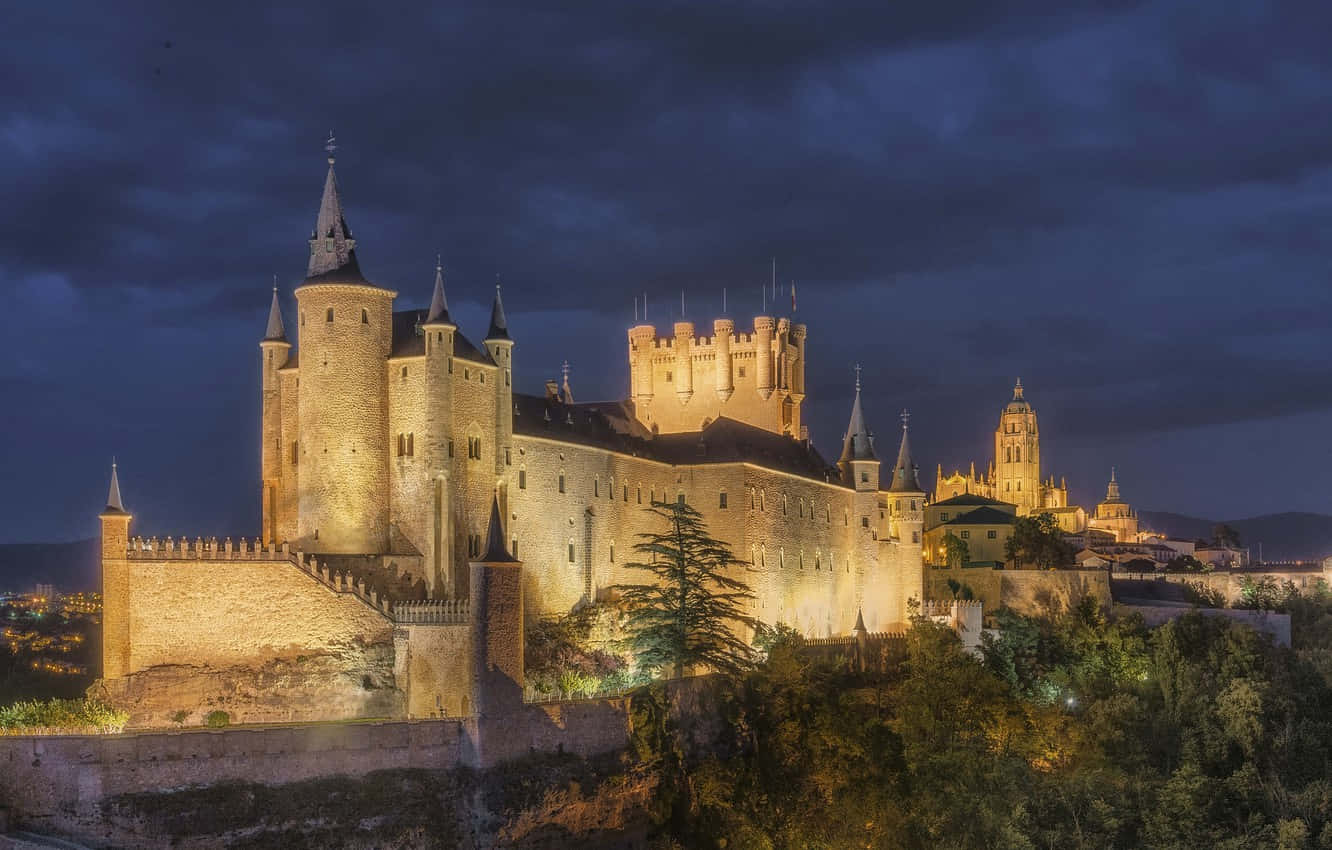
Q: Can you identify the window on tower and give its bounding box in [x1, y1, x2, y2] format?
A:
[518, 468, 526, 489]
[326, 308, 334, 323]
[361, 309, 368, 324]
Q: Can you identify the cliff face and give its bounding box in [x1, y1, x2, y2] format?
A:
[90, 756, 657, 850]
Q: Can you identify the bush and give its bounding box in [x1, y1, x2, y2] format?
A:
[0, 698, 129, 735]
[204, 710, 230, 729]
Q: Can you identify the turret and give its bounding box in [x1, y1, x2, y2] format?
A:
[673, 321, 694, 404]
[775, 318, 790, 391]
[754, 315, 775, 399]
[888, 409, 925, 539]
[790, 323, 807, 397]
[837, 366, 879, 491]
[628, 324, 656, 405]
[293, 142, 396, 553]
[260, 283, 291, 544]
[484, 284, 515, 479]
[713, 318, 734, 401]
[100, 461, 132, 679]
[469, 498, 524, 733]
[422, 259, 456, 594]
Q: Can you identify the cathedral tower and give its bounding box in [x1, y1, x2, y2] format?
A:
[993, 379, 1042, 514]
[293, 145, 396, 553]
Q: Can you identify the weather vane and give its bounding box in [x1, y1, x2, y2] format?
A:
[324, 131, 338, 160]
[853, 362, 862, 391]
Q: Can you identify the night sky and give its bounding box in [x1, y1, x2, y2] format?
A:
[4, 1, 1331, 543]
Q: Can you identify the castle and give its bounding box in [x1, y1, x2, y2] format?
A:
[95, 150, 929, 725]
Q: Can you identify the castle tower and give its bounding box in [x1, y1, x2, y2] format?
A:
[713, 318, 734, 401]
[293, 144, 396, 553]
[837, 366, 879, 491]
[993, 378, 1042, 514]
[468, 497, 524, 723]
[628, 324, 656, 408]
[789, 323, 807, 437]
[887, 410, 925, 547]
[259, 283, 291, 545]
[100, 461, 132, 679]
[673, 321, 695, 404]
[754, 315, 775, 399]
[422, 260, 456, 595]
[484, 284, 515, 484]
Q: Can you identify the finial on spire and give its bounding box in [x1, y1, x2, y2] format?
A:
[272, 273, 277, 294]
[854, 362, 862, 392]
[900, 408, 910, 431]
[561, 360, 575, 404]
[1110, 466, 1116, 482]
[324, 130, 337, 163]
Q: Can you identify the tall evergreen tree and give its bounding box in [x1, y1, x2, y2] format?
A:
[617, 500, 755, 678]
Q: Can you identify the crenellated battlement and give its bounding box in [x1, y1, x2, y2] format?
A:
[394, 599, 470, 624]
[125, 536, 288, 561]
[804, 630, 909, 647]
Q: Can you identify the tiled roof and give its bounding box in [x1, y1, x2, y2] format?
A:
[390, 310, 493, 364]
[942, 506, 1017, 526]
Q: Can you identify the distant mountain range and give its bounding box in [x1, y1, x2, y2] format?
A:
[0, 539, 101, 593]
[1138, 511, 1332, 563]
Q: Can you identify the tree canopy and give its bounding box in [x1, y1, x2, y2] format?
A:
[616, 500, 755, 678]
[1004, 512, 1075, 569]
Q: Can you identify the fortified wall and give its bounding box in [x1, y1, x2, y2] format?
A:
[925, 567, 1111, 616]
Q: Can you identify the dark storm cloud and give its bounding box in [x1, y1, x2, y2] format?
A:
[2, 0, 1331, 540]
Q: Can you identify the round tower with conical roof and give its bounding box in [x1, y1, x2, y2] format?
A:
[483, 284, 515, 481]
[293, 143, 396, 553]
[423, 259, 457, 593]
[260, 282, 291, 544]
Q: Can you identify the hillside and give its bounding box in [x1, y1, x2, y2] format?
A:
[0, 539, 101, 593]
[1138, 510, 1332, 563]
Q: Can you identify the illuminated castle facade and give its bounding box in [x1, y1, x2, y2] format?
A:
[97, 152, 928, 725]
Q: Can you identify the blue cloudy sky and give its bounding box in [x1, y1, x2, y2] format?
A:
[2, 0, 1331, 541]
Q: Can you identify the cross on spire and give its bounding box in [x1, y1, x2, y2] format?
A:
[324, 130, 337, 162]
[854, 362, 862, 392]
[900, 408, 910, 430]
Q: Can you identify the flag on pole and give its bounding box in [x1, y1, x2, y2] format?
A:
[790, 280, 797, 313]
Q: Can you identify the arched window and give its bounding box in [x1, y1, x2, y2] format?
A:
[1014, 447, 1021, 463]
[636, 485, 642, 504]
[623, 484, 629, 502]
[609, 542, 615, 563]
[361, 309, 368, 324]
[326, 308, 334, 323]
[594, 477, 599, 498]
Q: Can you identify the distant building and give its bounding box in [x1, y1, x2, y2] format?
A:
[31, 583, 55, 603]
[1088, 469, 1139, 542]
[923, 494, 1018, 567]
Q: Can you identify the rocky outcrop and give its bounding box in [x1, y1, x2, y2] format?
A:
[92, 641, 401, 728]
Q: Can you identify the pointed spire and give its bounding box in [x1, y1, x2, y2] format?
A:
[486, 281, 510, 341]
[839, 364, 876, 464]
[306, 133, 361, 280]
[888, 409, 923, 493]
[853, 609, 867, 634]
[425, 255, 452, 325]
[104, 459, 126, 514]
[1105, 468, 1121, 502]
[480, 496, 518, 563]
[263, 278, 286, 342]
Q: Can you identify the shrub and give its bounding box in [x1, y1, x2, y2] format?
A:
[170, 709, 190, 726]
[204, 710, 230, 729]
[0, 698, 129, 735]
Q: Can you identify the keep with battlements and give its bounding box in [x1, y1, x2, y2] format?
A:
[95, 148, 934, 726]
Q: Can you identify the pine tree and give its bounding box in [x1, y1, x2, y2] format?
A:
[616, 500, 756, 679]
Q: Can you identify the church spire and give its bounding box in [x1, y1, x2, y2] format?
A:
[486, 281, 510, 341]
[306, 133, 361, 280]
[263, 279, 286, 342]
[1105, 467, 1121, 502]
[888, 409, 922, 492]
[839, 364, 875, 464]
[104, 459, 126, 514]
[425, 255, 452, 325]
[1013, 377, 1024, 401]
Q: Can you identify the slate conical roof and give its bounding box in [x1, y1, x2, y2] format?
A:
[839, 370, 875, 464]
[480, 496, 518, 563]
[425, 259, 452, 325]
[888, 410, 923, 493]
[306, 155, 362, 280]
[263, 285, 286, 342]
[486, 284, 510, 341]
[104, 461, 127, 514]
